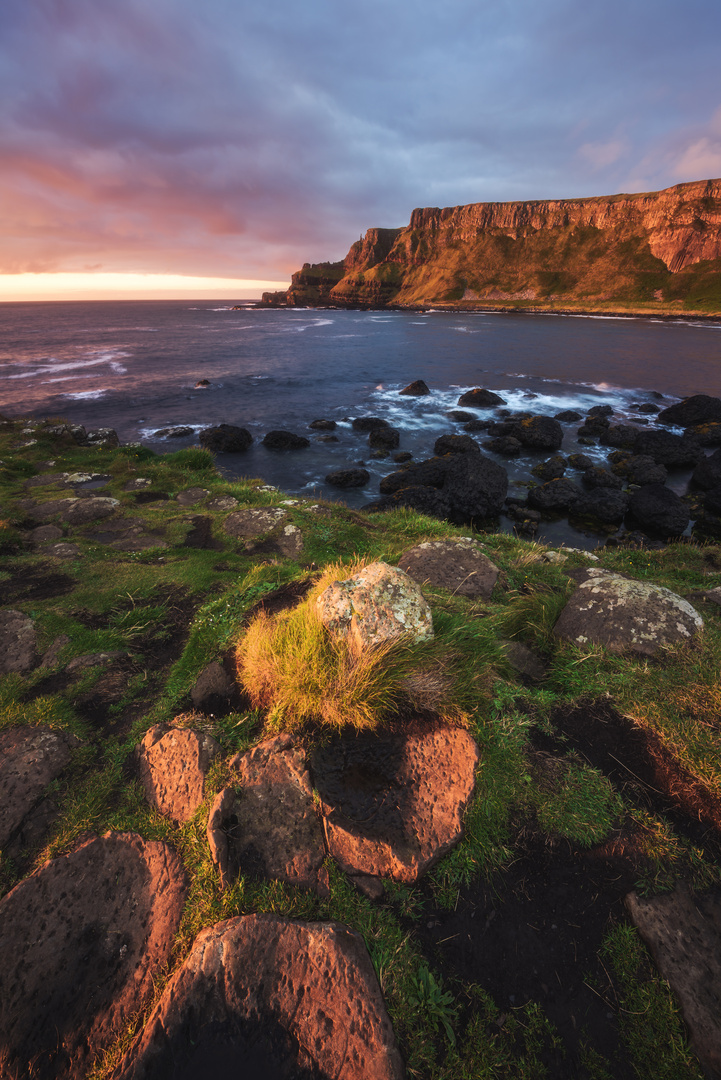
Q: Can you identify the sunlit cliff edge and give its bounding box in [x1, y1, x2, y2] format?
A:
[261, 179, 721, 315]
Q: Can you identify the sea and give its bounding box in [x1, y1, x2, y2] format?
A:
[3, 299, 721, 549]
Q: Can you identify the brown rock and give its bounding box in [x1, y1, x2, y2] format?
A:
[398, 538, 499, 598]
[111, 914, 404, 1080]
[500, 639, 547, 682]
[553, 569, 704, 656]
[0, 609, 36, 673]
[137, 724, 221, 823]
[190, 659, 240, 712]
[30, 524, 63, 542]
[207, 734, 327, 894]
[207, 494, 239, 512]
[0, 832, 188, 1080]
[312, 726, 479, 882]
[175, 486, 210, 506]
[0, 726, 79, 847]
[26, 496, 119, 524]
[626, 883, 721, 1078]
[223, 506, 288, 538]
[41, 542, 81, 559]
[316, 561, 433, 649]
[276, 521, 304, 558]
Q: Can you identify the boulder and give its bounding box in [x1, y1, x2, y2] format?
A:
[85, 427, 119, 449]
[554, 410, 583, 422]
[42, 542, 82, 559]
[0, 833, 187, 1080]
[191, 659, 241, 713]
[483, 435, 522, 456]
[0, 609, 36, 674]
[393, 451, 413, 463]
[312, 725, 479, 882]
[447, 410, 475, 421]
[587, 404, 614, 418]
[510, 415, 564, 450]
[609, 453, 668, 486]
[207, 494, 239, 512]
[369, 426, 400, 450]
[632, 429, 704, 467]
[685, 421, 721, 446]
[111, 914, 404, 1080]
[223, 507, 288, 538]
[599, 424, 642, 449]
[658, 394, 721, 427]
[582, 467, 623, 490]
[352, 416, 389, 432]
[276, 522, 304, 558]
[399, 379, 430, 395]
[363, 485, 453, 520]
[691, 447, 721, 490]
[553, 569, 703, 656]
[316, 561, 433, 649]
[626, 484, 690, 539]
[137, 724, 221, 823]
[326, 467, 370, 488]
[626, 883, 721, 1079]
[571, 489, 629, 525]
[463, 418, 492, 433]
[378, 452, 508, 524]
[26, 497, 119, 525]
[527, 478, 582, 513]
[262, 430, 310, 450]
[398, 538, 499, 598]
[457, 388, 505, 407]
[176, 486, 210, 506]
[433, 434, 480, 456]
[532, 455, 566, 482]
[199, 424, 253, 452]
[309, 418, 337, 429]
[566, 453, 595, 470]
[207, 735, 327, 893]
[0, 726, 79, 847]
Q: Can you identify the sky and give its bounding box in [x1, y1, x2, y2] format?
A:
[1, 0, 721, 300]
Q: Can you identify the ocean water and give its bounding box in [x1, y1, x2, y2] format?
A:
[2, 299, 721, 548]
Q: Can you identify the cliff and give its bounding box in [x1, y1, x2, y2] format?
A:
[262, 178, 721, 314]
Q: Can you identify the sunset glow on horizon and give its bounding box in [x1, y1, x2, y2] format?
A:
[0, 273, 290, 303]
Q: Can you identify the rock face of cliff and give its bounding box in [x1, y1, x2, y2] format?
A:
[262, 179, 721, 314]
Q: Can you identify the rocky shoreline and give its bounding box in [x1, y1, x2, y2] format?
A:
[1, 410, 721, 1078]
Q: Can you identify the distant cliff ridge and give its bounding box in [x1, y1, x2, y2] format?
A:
[263, 179, 721, 314]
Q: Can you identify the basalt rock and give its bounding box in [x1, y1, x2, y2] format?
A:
[658, 394, 721, 427]
[0, 726, 80, 848]
[137, 724, 221, 823]
[457, 388, 505, 407]
[309, 418, 337, 429]
[433, 433, 480, 456]
[377, 451, 508, 524]
[399, 379, 430, 395]
[691, 447, 721, 490]
[0, 609, 37, 674]
[199, 424, 253, 453]
[599, 424, 642, 449]
[582, 466, 624, 490]
[532, 454, 567, 481]
[352, 416, 389, 432]
[316, 561, 433, 649]
[369, 426, 400, 450]
[571, 488, 629, 525]
[626, 484, 690, 539]
[632, 429, 704, 467]
[398, 538, 499, 598]
[527, 478, 582, 513]
[609, 453, 668, 486]
[262, 430, 310, 450]
[326, 467, 371, 488]
[510, 415, 564, 450]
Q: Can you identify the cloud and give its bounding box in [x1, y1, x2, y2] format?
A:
[1, 0, 720, 282]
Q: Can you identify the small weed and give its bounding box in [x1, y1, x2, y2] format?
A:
[409, 965, 459, 1047]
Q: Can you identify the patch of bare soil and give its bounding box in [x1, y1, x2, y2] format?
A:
[4, 564, 75, 602]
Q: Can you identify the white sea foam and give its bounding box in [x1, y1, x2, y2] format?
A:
[63, 389, 110, 400]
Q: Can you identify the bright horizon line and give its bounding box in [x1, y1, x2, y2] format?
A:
[0, 272, 291, 302]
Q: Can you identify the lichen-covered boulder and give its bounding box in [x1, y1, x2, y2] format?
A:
[316, 562, 433, 649]
[398, 538, 499, 599]
[553, 569, 703, 656]
[110, 914, 404, 1080]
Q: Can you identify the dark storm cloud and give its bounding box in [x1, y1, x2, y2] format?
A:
[1, 0, 720, 279]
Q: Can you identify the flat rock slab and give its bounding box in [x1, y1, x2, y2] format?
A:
[397, 538, 499, 598]
[626, 883, 721, 1078]
[111, 914, 404, 1080]
[0, 726, 79, 847]
[311, 726, 479, 883]
[208, 734, 327, 894]
[553, 569, 703, 656]
[138, 724, 221, 823]
[207, 494, 239, 512]
[84, 516, 167, 550]
[316, 561, 433, 649]
[41, 542, 81, 559]
[0, 609, 36, 673]
[0, 832, 188, 1080]
[25, 497, 119, 524]
[176, 486, 210, 506]
[223, 506, 288, 538]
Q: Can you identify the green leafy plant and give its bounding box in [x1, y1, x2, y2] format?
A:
[408, 965, 459, 1047]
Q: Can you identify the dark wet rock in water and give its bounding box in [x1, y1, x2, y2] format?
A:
[137, 724, 221, 824]
[632, 429, 704, 467]
[199, 424, 253, 453]
[176, 486, 210, 506]
[190, 659, 241, 714]
[0, 609, 37, 674]
[434, 433, 480, 456]
[0, 726, 80, 848]
[309, 418, 337, 429]
[586, 404, 614, 418]
[447, 409, 475, 421]
[326, 467, 370, 488]
[195, 378, 210, 387]
[626, 483, 690, 539]
[352, 416, 389, 432]
[636, 402, 660, 413]
[658, 393, 721, 427]
[316, 433, 339, 442]
[532, 454, 566, 482]
[153, 426, 193, 438]
[511, 415, 564, 450]
[582, 466, 623, 490]
[691, 447, 721, 490]
[527, 478, 582, 513]
[208, 734, 328, 894]
[483, 435, 522, 456]
[609, 452, 668, 486]
[553, 568, 703, 656]
[463, 418, 492, 433]
[374, 451, 508, 525]
[599, 424, 642, 449]
[554, 409, 583, 422]
[398, 537, 499, 598]
[399, 379, 430, 396]
[262, 430, 310, 450]
[626, 883, 721, 1079]
[457, 387, 505, 407]
[571, 488, 629, 525]
[111, 914, 404, 1080]
[685, 420, 721, 446]
[393, 450, 412, 463]
[312, 725, 479, 882]
[0, 832, 188, 1080]
[369, 426, 400, 450]
[566, 453, 595, 470]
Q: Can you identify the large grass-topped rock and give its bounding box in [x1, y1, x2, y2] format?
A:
[111, 914, 404, 1080]
[316, 561, 433, 648]
[553, 569, 704, 656]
